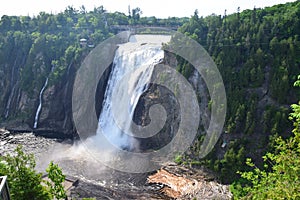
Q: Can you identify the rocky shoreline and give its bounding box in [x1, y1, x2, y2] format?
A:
[0, 128, 60, 157]
[0, 128, 232, 199]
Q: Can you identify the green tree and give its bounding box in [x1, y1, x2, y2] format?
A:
[46, 161, 67, 199]
[0, 146, 67, 200]
[0, 146, 50, 200]
[131, 7, 142, 24]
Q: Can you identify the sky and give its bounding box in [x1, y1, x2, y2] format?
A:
[0, 0, 296, 18]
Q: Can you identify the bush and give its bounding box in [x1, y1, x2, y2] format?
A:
[0, 146, 67, 200]
[0, 146, 50, 200]
[46, 161, 67, 199]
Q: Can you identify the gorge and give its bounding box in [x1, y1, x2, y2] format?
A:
[1, 2, 300, 199]
[0, 33, 222, 199]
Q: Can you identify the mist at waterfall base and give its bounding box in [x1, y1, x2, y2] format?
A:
[36, 35, 171, 180]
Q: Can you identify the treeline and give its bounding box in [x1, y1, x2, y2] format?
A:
[176, 1, 300, 184]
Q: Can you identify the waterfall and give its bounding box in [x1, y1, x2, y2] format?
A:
[95, 41, 165, 150]
[33, 66, 54, 129]
[33, 78, 49, 129]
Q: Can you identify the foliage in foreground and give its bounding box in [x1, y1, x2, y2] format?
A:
[231, 76, 300, 199]
[46, 161, 67, 199]
[0, 146, 66, 200]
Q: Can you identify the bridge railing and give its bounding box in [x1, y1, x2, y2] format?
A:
[0, 176, 10, 200]
[110, 25, 179, 34]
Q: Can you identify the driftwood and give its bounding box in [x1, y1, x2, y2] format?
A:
[148, 169, 199, 198]
[147, 164, 232, 199]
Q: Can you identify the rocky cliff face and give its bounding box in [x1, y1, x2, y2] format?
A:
[0, 40, 106, 137]
[134, 51, 210, 151]
[0, 54, 77, 138]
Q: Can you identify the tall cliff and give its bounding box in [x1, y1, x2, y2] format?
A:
[0, 38, 83, 138]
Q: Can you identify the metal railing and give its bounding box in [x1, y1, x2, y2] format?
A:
[0, 176, 10, 200]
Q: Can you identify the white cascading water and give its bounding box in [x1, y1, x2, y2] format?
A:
[33, 66, 54, 129]
[96, 42, 164, 150]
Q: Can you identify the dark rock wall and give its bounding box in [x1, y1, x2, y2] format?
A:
[1, 57, 75, 138]
[133, 51, 210, 151]
[0, 50, 114, 139]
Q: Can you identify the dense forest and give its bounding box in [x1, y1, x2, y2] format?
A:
[175, 0, 300, 184]
[172, 2, 300, 198]
[0, 1, 300, 199]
